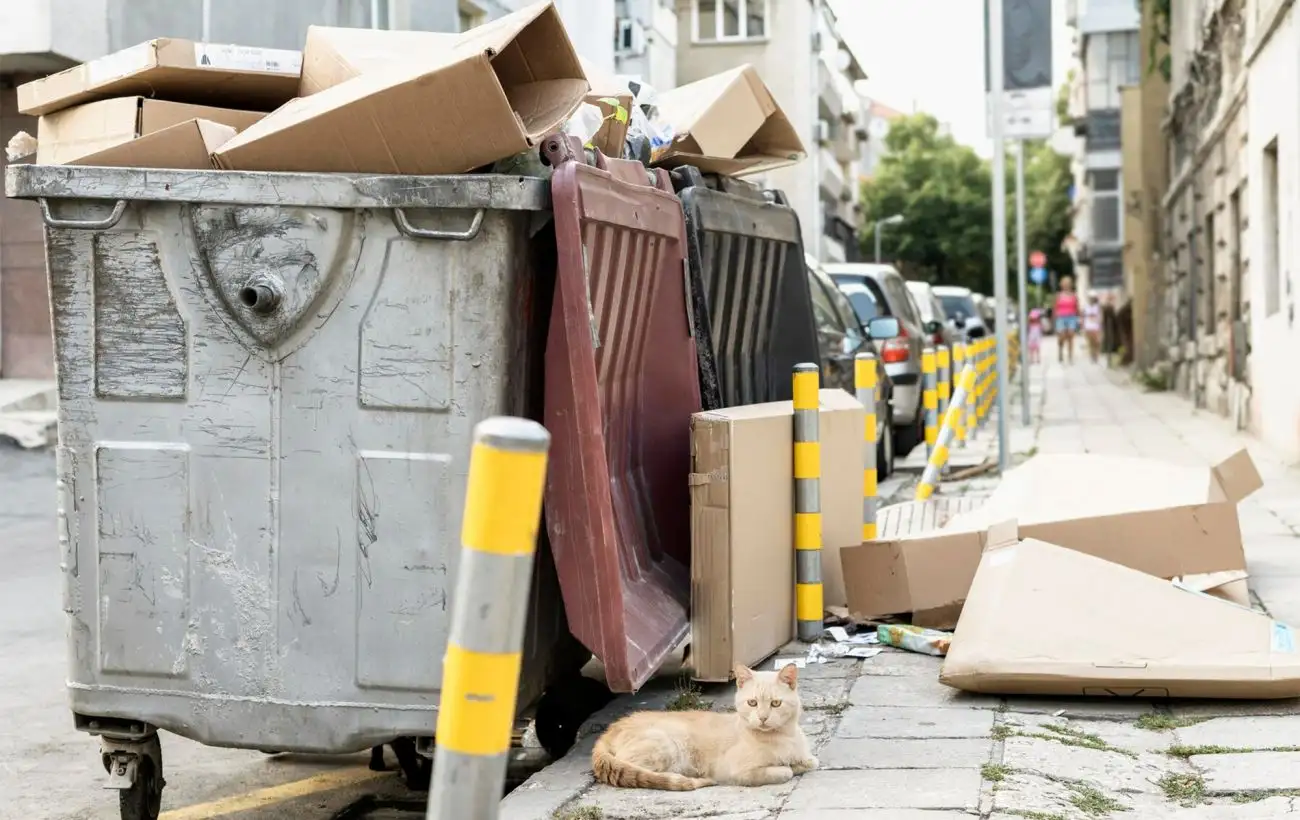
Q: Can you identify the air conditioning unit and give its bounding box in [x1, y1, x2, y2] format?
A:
[615, 17, 647, 55]
[815, 119, 831, 145]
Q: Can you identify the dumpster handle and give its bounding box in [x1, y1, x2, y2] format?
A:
[391, 208, 485, 241]
[38, 199, 127, 231]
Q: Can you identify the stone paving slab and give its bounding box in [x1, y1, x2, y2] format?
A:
[1000, 735, 1176, 794]
[834, 706, 995, 740]
[1193, 751, 1300, 794]
[1176, 715, 1300, 750]
[785, 812, 979, 819]
[783, 768, 982, 812]
[846, 671, 1000, 710]
[818, 737, 992, 770]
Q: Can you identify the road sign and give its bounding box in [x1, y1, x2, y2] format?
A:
[1030, 266, 1047, 285]
[985, 88, 1054, 139]
[984, 0, 1054, 140]
[1029, 250, 1046, 268]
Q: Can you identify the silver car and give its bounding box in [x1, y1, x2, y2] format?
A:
[826, 263, 943, 457]
[906, 280, 959, 350]
[933, 285, 990, 341]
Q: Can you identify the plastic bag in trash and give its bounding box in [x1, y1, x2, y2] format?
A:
[618, 76, 675, 163]
[877, 624, 953, 656]
[563, 102, 607, 148]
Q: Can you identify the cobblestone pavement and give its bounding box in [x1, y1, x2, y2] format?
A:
[508, 346, 1300, 820]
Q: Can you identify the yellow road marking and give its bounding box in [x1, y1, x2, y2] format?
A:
[159, 766, 386, 820]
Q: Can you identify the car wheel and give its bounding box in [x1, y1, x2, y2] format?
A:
[877, 406, 894, 480]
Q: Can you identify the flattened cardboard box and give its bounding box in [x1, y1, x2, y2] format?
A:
[652, 64, 805, 177]
[218, 1, 589, 175]
[19, 39, 301, 116]
[579, 56, 632, 159]
[843, 449, 1262, 628]
[690, 389, 863, 682]
[36, 97, 262, 166]
[941, 535, 1300, 699]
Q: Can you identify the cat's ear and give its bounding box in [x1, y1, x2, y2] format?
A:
[734, 665, 754, 686]
[776, 662, 799, 689]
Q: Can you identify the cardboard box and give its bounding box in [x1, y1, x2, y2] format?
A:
[941, 536, 1300, 699]
[61, 120, 237, 170]
[19, 39, 301, 117]
[651, 64, 805, 177]
[689, 389, 863, 682]
[579, 56, 632, 158]
[36, 97, 262, 166]
[842, 450, 1262, 627]
[216, 1, 589, 175]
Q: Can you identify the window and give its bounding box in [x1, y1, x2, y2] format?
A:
[695, 0, 767, 41]
[1089, 169, 1121, 244]
[459, 0, 485, 32]
[1085, 30, 1139, 110]
[809, 272, 845, 336]
[1230, 188, 1244, 322]
[838, 281, 879, 324]
[1204, 212, 1216, 326]
[1263, 139, 1281, 316]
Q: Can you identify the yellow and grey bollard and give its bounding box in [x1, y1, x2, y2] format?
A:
[952, 342, 967, 447]
[967, 341, 981, 438]
[921, 345, 938, 459]
[916, 363, 977, 500]
[855, 351, 879, 542]
[428, 417, 550, 820]
[936, 344, 951, 436]
[793, 363, 823, 642]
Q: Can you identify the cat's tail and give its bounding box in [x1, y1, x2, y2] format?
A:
[591, 736, 712, 791]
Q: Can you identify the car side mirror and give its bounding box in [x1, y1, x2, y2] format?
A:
[923, 319, 943, 335]
[868, 316, 901, 340]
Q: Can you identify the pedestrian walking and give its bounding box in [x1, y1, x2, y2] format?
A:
[1027, 308, 1043, 364]
[1083, 294, 1103, 363]
[1053, 275, 1080, 364]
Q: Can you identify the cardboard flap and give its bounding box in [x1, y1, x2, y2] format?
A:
[70, 119, 235, 170]
[1210, 449, 1263, 503]
[983, 520, 1019, 550]
[941, 539, 1300, 698]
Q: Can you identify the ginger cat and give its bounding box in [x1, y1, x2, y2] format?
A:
[591, 663, 818, 790]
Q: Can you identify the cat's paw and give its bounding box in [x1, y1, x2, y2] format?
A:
[792, 756, 819, 774]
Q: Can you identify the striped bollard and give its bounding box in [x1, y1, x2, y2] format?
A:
[855, 352, 879, 541]
[967, 341, 981, 438]
[921, 346, 938, 460]
[793, 363, 823, 642]
[952, 342, 968, 447]
[428, 417, 551, 820]
[915, 363, 978, 501]
[936, 345, 951, 466]
[978, 339, 991, 427]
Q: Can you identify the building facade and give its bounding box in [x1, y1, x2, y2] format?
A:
[1246, 0, 1297, 456]
[1064, 0, 1142, 298]
[1162, 0, 1250, 424]
[614, 0, 678, 93]
[674, 0, 868, 263]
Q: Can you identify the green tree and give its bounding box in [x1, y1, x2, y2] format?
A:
[1015, 138, 1076, 302]
[859, 113, 992, 290]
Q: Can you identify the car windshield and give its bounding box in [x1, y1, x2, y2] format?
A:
[939, 294, 978, 321]
[837, 282, 878, 323]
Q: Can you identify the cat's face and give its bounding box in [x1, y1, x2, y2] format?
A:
[733, 664, 801, 733]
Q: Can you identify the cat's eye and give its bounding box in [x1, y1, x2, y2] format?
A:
[771, 699, 782, 707]
[746, 698, 758, 707]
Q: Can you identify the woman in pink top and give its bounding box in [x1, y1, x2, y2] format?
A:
[1053, 275, 1080, 364]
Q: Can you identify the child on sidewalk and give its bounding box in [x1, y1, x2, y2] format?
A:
[1027, 308, 1043, 364]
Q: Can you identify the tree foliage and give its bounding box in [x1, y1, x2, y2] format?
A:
[858, 113, 1075, 295]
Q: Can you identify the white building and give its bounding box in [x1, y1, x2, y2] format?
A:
[614, 0, 678, 92]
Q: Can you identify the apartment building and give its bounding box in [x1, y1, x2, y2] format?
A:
[1063, 0, 1142, 298]
[674, 0, 869, 263]
[858, 100, 905, 181]
[0, 0, 616, 379]
[614, 0, 678, 93]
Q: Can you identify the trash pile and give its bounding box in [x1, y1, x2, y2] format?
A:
[6, 0, 803, 178]
[829, 449, 1300, 700]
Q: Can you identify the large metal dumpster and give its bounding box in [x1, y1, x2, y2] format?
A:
[539, 138, 696, 693]
[5, 164, 586, 815]
[670, 167, 820, 410]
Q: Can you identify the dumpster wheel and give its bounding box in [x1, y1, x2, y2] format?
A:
[102, 734, 164, 820]
[533, 674, 615, 759]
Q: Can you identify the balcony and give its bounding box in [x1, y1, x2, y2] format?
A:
[818, 58, 843, 122]
[0, 0, 108, 73]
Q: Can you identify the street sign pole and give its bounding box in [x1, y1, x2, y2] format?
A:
[989, 0, 1010, 474]
[1015, 141, 1030, 426]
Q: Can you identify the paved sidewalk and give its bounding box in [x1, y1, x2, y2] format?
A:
[507, 350, 1300, 820]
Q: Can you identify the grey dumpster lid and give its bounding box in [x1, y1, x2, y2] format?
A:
[5, 165, 550, 211]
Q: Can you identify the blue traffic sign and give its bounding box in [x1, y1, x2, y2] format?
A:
[1030, 266, 1047, 285]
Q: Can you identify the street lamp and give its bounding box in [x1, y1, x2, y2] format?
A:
[873, 213, 905, 263]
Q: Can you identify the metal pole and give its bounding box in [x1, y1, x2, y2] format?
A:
[427, 417, 551, 820]
[811, 0, 824, 263]
[371, 0, 382, 28]
[989, 0, 1010, 473]
[201, 0, 211, 41]
[855, 352, 879, 541]
[874, 222, 882, 263]
[1015, 140, 1031, 425]
[793, 363, 823, 642]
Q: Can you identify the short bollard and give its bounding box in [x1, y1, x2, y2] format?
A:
[921, 346, 938, 459]
[937, 344, 952, 425]
[915, 363, 977, 501]
[855, 351, 879, 541]
[427, 417, 551, 820]
[793, 363, 823, 642]
[952, 342, 967, 447]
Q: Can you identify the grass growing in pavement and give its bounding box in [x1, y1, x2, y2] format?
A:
[1158, 773, 1207, 806]
[1232, 789, 1300, 803]
[1003, 811, 1068, 820]
[982, 763, 1012, 783]
[665, 678, 706, 712]
[1067, 782, 1130, 815]
[992, 724, 1015, 741]
[1167, 744, 1300, 758]
[552, 807, 603, 820]
[1135, 713, 1205, 731]
[996, 722, 1138, 758]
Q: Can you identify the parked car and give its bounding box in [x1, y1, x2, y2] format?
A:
[825, 262, 938, 458]
[972, 292, 998, 332]
[806, 258, 900, 477]
[905, 280, 960, 350]
[933, 285, 990, 340]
